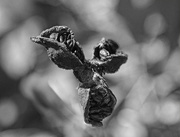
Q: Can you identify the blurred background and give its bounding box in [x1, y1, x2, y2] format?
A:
[0, 0, 180, 136]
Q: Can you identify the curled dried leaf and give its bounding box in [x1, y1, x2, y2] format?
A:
[78, 85, 117, 127]
[92, 38, 128, 74]
[30, 26, 85, 69]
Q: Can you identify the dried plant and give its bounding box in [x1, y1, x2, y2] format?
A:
[30, 26, 128, 127]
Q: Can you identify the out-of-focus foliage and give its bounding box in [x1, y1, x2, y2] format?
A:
[0, 0, 180, 136]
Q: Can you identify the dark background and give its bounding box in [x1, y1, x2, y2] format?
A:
[0, 0, 180, 136]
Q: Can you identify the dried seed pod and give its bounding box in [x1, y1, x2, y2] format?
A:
[92, 38, 128, 74]
[30, 26, 85, 69]
[78, 84, 117, 127]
